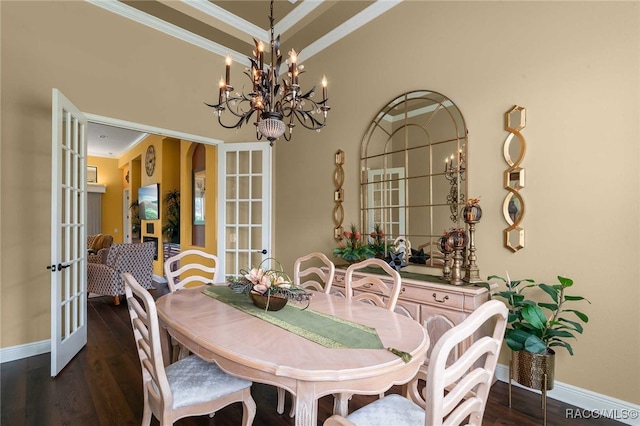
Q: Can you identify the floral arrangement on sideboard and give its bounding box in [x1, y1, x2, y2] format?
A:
[333, 224, 376, 263]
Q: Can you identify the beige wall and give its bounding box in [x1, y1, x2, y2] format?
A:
[1, 0, 638, 405]
[273, 1, 639, 404]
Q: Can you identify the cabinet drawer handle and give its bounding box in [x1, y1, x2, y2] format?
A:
[363, 283, 373, 289]
[400, 287, 406, 294]
[432, 293, 449, 303]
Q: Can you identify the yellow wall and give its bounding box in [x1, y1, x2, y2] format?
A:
[179, 141, 218, 254]
[0, 0, 638, 405]
[87, 156, 124, 243]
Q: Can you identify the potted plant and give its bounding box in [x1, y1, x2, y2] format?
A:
[162, 189, 180, 243]
[129, 200, 141, 241]
[490, 274, 590, 390]
[333, 224, 375, 264]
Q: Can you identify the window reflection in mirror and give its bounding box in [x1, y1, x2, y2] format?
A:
[361, 91, 468, 270]
[194, 170, 205, 224]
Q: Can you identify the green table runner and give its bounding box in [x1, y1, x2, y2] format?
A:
[202, 285, 384, 350]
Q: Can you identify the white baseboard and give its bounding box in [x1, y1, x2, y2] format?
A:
[495, 363, 640, 425]
[0, 339, 50, 364]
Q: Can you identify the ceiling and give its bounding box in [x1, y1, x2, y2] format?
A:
[87, 0, 401, 158]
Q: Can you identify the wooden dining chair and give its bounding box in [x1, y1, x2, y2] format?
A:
[164, 249, 220, 361]
[294, 252, 336, 293]
[323, 299, 508, 426]
[122, 272, 256, 426]
[344, 258, 402, 312]
[276, 252, 336, 417]
[164, 249, 220, 292]
[331, 258, 403, 413]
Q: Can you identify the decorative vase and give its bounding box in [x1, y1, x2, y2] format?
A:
[462, 203, 482, 223]
[250, 291, 288, 311]
[511, 349, 555, 391]
[438, 234, 453, 280]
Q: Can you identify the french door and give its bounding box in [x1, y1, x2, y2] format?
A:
[50, 89, 88, 376]
[217, 142, 272, 278]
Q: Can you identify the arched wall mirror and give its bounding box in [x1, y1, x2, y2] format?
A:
[360, 90, 469, 269]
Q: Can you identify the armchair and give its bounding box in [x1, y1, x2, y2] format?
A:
[88, 242, 155, 304]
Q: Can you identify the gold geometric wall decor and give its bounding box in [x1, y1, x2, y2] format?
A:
[503, 106, 526, 252]
[333, 150, 345, 240]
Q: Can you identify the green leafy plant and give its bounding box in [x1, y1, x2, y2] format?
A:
[129, 200, 141, 237]
[490, 274, 590, 355]
[162, 189, 180, 243]
[333, 224, 375, 263]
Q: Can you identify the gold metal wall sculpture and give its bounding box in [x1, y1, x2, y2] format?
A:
[333, 150, 345, 240]
[503, 106, 526, 252]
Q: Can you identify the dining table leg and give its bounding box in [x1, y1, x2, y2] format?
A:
[333, 393, 349, 417]
[158, 324, 172, 367]
[294, 381, 318, 426]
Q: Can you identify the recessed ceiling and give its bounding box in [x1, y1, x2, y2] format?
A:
[88, 123, 148, 158]
[87, 0, 402, 157]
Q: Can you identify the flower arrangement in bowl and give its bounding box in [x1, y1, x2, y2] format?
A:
[333, 224, 375, 263]
[228, 258, 312, 311]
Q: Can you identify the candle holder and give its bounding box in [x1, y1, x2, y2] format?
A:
[463, 199, 483, 283]
[438, 233, 454, 281]
[447, 228, 468, 286]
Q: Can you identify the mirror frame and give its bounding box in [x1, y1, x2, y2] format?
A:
[360, 90, 469, 268]
[503, 105, 526, 252]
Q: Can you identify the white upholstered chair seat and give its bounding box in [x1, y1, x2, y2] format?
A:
[164, 355, 252, 409]
[344, 394, 424, 426]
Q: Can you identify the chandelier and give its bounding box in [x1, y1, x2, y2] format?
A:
[206, 1, 330, 146]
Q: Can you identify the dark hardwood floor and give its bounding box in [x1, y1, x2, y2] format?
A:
[1, 293, 623, 426]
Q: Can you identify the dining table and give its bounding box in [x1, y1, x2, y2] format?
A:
[155, 285, 430, 426]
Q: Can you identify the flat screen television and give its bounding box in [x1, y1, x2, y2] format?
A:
[138, 184, 159, 220]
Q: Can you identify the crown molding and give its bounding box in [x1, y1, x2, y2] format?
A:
[298, 0, 403, 63]
[180, 0, 269, 42]
[85, 0, 250, 66]
[275, 0, 325, 35]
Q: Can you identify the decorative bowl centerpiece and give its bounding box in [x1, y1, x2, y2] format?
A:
[228, 258, 312, 311]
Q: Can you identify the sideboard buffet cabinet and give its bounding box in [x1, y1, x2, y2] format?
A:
[327, 266, 496, 364]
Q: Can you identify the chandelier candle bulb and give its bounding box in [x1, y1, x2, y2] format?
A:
[289, 50, 298, 85]
[258, 41, 264, 70]
[322, 76, 328, 100]
[218, 77, 225, 104]
[225, 54, 232, 85]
